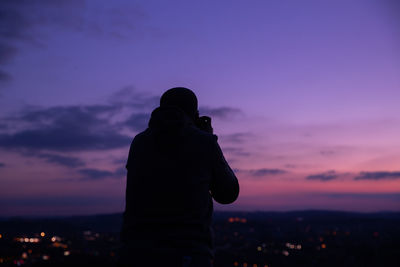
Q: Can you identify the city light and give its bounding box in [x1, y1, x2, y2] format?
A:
[40, 232, 45, 237]
[286, 242, 302, 250]
[1, 211, 397, 266]
[15, 237, 40, 243]
[51, 236, 62, 242]
[282, 250, 289, 256]
[228, 217, 247, 223]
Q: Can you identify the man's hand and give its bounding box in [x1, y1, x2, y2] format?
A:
[196, 116, 213, 134]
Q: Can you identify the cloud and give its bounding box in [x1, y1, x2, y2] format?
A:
[0, 195, 121, 208]
[37, 153, 85, 168]
[354, 171, 400, 181]
[0, 162, 5, 167]
[199, 106, 242, 119]
[0, 70, 12, 82]
[250, 168, 286, 177]
[78, 167, 126, 181]
[220, 132, 250, 143]
[323, 192, 400, 201]
[0, 87, 244, 161]
[122, 113, 149, 131]
[0, 105, 131, 152]
[223, 147, 250, 157]
[234, 168, 287, 178]
[0, 43, 18, 64]
[306, 170, 338, 181]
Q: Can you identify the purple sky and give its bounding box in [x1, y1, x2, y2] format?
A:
[0, 0, 400, 216]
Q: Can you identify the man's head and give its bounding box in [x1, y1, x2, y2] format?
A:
[160, 87, 198, 120]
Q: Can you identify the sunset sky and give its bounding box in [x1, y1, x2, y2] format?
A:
[1, 0, 399, 216]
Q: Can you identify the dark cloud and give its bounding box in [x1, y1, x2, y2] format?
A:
[0, 162, 5, 167]
[0, 105, 131, 152]
[37, 153, 85, 168]
[306, 170, 338, 181]
[78, 167, 126, 181]
[0, 70, 12, 82]
[123, 113, 149, 131]
[78, 168, 115, 180]
[0, 195, 121, 208]
[0, 88, 243, 161]
[354, 171, 400, 181]
[250, 168, 286, 177]
[0, 129, 130, 151]
[0, 43, 18, 64]
[199, 106, 242, 119]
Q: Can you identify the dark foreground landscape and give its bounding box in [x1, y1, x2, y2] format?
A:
[0, 211, 399, 267]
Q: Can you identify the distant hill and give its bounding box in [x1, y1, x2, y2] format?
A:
[1, 210, 399, 235]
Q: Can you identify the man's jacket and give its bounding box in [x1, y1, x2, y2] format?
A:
[121, 106, 239, 257]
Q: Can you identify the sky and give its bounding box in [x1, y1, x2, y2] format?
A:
[0, 0, 399, 216]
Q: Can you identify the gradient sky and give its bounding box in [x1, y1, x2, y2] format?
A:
[1, 0, 399, 216]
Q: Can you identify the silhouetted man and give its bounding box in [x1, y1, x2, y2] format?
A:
[119, 87, 239, 267]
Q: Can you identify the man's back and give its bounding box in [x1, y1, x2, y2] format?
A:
[119, 88, 239, 266]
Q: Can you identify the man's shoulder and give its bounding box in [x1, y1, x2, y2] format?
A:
[130, 129, 150, 145]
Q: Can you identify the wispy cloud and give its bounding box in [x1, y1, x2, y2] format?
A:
[234, 168, 287, 178]
[199, 106, 242, 119]
[223, 147, 250, 157]
[78, 167, 125, 181]
[306, 170, 338, 181]
[0, 162, 5, 167]
[323, 192, 400, 201]
[220, 132, 251, 143]
[37, 153, 85, 168]
[250, 168, 286, 177]
[122, 113, 150, 132]
[354, 171, 400, 181]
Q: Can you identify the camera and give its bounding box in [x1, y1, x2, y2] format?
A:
[195, 115, 213, 134]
